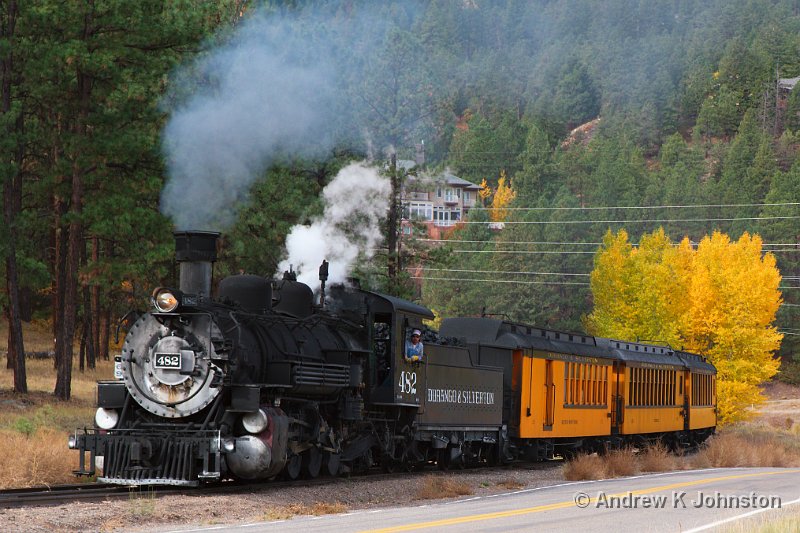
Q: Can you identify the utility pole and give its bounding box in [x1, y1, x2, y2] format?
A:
[775, 63, 780, 136]
[386, 152, 399, 289]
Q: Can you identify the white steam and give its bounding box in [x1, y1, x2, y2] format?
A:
[278, 163, 390, 286]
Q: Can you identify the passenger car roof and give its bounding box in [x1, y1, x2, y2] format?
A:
[440, 317, 713, 371]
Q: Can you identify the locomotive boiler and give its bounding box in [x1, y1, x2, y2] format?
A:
[71, 230, 504, 484]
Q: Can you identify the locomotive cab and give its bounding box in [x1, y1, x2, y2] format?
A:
[362, 292, 433, 407]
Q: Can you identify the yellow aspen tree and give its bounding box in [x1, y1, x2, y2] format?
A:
[586, 228, 691, 344]
[627, 229, 692, 346]
[585, 229, 637, 339]
[588, 229, 782, 424]
[490, 171, 516, 223]
[683, 232, 782, 423]
[478, 178, 492, 206]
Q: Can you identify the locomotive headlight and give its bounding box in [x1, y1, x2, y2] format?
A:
[152, 288, 180, 313]
[67, 435, 77, 449]
[242, 409, 269, 434]
[222, 438, 236, 453]
[95, 408, 119, 430]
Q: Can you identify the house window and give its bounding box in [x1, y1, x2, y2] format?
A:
[433, 207, 461, 227]
[445, 188, 457, 202]
[436, 187, 442, 198]
[408, 202, 433, 221]
[464, 191, 471, 202]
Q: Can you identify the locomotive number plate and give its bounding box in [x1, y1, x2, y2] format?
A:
[154, 352, 181, 369]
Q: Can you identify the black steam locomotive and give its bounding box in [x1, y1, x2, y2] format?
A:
[70, 231, 716, 486]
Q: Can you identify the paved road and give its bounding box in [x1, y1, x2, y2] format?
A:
[166, 467, 800, 533]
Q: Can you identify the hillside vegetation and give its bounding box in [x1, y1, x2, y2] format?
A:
[0, 1, 797, 397]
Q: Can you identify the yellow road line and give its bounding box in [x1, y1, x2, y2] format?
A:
[364, 469, 800, 532]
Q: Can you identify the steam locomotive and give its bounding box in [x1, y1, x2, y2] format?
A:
[70, 231, 716, 486]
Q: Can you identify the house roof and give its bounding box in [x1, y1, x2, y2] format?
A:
[401, 169, 482, 192]
[779, 76, 800, 91]
[397, 159, 417, 171]
[443, 173, 482, 190]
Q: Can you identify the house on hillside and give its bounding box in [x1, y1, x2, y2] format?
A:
[398, 159, 482, 239]
[778, 76, 800, 92]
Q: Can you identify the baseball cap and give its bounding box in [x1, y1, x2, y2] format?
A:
[412, 329, 421, 336]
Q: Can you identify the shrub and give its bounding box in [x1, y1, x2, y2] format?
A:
[605, 447, 639, 477]
[0, 428, 79, 488]
[639, 443, 678, 472]
[417, 475, 474, 499]
[777, 357, 800, 386]
[563, 453, 606, 480]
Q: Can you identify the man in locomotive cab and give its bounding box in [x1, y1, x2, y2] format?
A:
[405, 329, 424, 363]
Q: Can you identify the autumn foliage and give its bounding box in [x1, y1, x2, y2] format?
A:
[479, 171, 516, 223]
[586, 228, 783, 424]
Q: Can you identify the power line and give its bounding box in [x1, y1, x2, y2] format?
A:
[466, 202, 800, 211]
[417, 238, 604, 245]
[412, 275, 800, 289]
[453, 215, 800, 225]
[416, 267, 800, 285]
[416, 238, 800, 247]
[412, 276, 590, 286]
[449, 249, 800, 255]
[452, 250, 598, 254]
[418, 268, 590, 277]
[416, 267, 800, 286]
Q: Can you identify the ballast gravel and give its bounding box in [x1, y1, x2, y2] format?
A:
[1, 462, 564, 532]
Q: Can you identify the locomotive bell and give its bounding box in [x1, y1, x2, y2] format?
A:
[174, 230, 219, 297]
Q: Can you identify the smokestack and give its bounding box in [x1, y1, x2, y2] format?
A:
[415, 140, 425, 167]
[174, 231, 220, 297]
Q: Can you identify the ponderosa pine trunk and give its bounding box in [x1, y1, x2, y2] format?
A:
[1, 0, 26, 392]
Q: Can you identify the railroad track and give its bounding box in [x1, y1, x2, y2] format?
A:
[0, 461, 562, 509]
[0, 482, 187, 509]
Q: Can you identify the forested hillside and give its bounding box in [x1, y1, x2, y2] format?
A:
[1, 0, 799, 396]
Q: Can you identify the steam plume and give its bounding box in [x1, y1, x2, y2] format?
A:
[277, 163, 390, 286]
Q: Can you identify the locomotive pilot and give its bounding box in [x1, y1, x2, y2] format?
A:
[405, 329, 424, 362]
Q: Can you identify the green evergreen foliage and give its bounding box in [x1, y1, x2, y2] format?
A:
[447, 111, 526, 187]
[696, 85, 743, 139]
[759, 161, 800, 360]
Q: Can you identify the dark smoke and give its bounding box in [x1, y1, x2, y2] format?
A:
[160, 4, 418, 231]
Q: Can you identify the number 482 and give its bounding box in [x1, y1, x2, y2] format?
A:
[398, 371, 417, 394]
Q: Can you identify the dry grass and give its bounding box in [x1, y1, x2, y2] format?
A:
[127, 488, 158, 519]
[564, 421, 800, 482]
[416, 475, 474, 500]
[691, 427, 800, 469]
[0, 427, 83, 488]
[263, 502, 347, 521]
[0, 316, 116, 403]
[0, 319, 56, 353]
[605, 446, 639, 477]
[638, 442, 678, 472]
[0, 318, 118, 488]
[718, 502, 800, 533]
[495, 479, 525, 490]
[0, 351, 115, 402]
[562, 453, 607, 480]
[562, 446, 644, 480]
